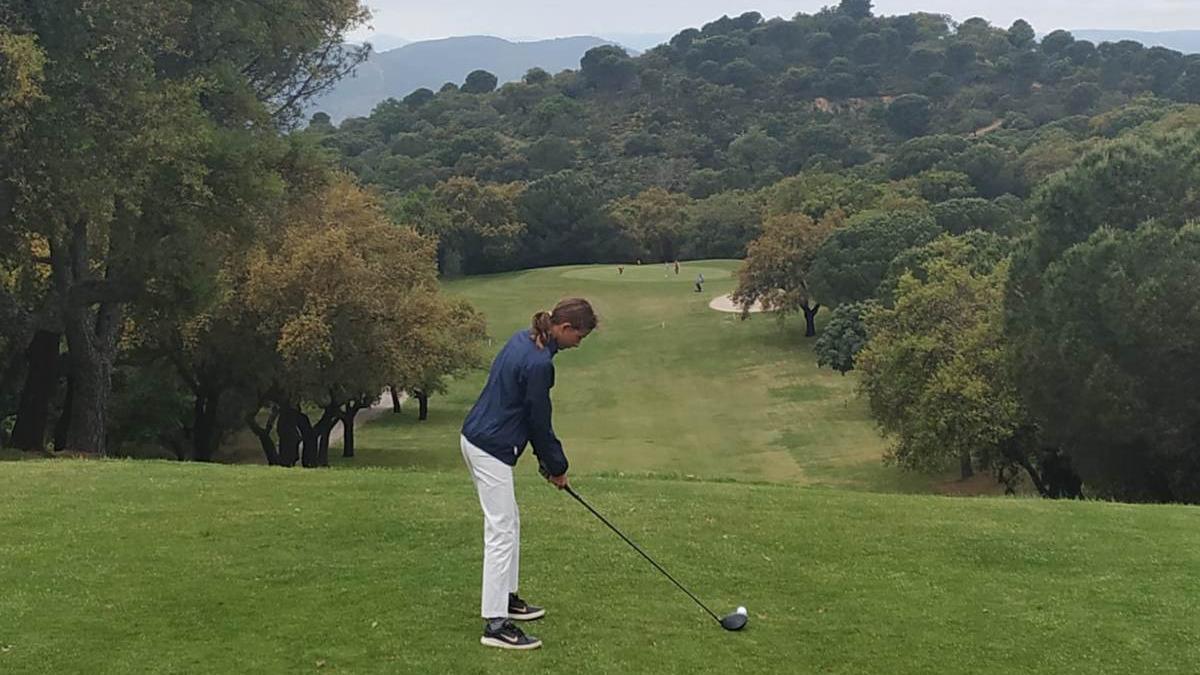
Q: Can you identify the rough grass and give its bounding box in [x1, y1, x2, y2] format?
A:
[1, 461, 1197, 674]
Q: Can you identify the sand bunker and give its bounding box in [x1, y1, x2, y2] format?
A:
[709, 294, 767, 313]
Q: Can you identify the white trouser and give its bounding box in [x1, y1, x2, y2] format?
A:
[460, 435, 520, 619]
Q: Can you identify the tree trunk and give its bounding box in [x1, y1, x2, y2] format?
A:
[415, 390, 429, 421]
[801, 302, 820, 338]
[247, 408, 281, 466]
[296, 409, 318, 468]
[277, 405, 301, 467]
[342, 406, 360, 458]
[10, 330, 61, 452]
[959, 452, 974, 480]
[314, 405, 339, 467]
[53, 371, 74, 452]
[62, 311, 119, 455]
[191, 388, 221, 462]
[389, 386, 402, 414]
[53, 222, 124, 455]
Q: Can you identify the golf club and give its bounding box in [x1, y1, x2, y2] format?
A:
[564, 485, 748, 632]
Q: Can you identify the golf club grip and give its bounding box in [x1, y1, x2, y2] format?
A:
[565, 487, 720, 623]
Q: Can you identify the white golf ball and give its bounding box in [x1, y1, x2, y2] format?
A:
[736, 606, 747, 615]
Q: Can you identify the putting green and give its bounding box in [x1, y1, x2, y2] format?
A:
[561, 263, 732, 283]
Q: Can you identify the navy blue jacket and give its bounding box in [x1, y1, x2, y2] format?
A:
[462, 329, 569, 476]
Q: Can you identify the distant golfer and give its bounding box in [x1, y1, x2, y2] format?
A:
[460, 298, 598, 650]
[674, 260, 680, 275]
[695, 272, 704, 293]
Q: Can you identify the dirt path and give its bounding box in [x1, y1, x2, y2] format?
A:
[329, 390, 407, 445]
[970, 119, 1004, 137]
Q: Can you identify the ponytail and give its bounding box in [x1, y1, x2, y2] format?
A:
[531, 310, 554, 349]
[530, 298, 598, 350]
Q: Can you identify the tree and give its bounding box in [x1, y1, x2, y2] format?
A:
[859, 259, 1039, 483]
[523, 67, 552, 85]
[945, 42, 978, 75]
[1008, 131, 1200, 502]
[390, 298, 486, 426]
[1007, 20, 1036, 48]
[580, 45, 637, 91]
[240, 175, 471, 465]
[682, 191, 763, 259]
[403, 88, 435, 107]
[809, 210, 941, 307]
[912, 170, 976, 203]
[1019, 223, 1200, 502]
[731, 210, 843, 337]
[525, 136, 576, 174]
[880, 231, 1011, 305]
[1041, 30, 1075, 56]
[930, 198, 1013, 235]
[1171, 60, 1200, 103]
[889, 135, 969, 179]
[609, 188, 692, 262]
[433, 177, 526, 274]
[726, 127, 782, 180]
[838, 0, 874, 20]
[907, 48, 943, 77]
[1066, 82, 1102, 114]
[814, 302, 871, 374]
[944, 143, 1022, 198]
[0, 1, 369, 455]
[886, 94, 933, 137]
[766, 172, 881, 220]
[853, 33, 885, 65]
[462, 69, 499, 94]
[517, 171, 628, 266]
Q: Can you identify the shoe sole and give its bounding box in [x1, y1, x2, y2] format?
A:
[509, 608, 546, 621]
[481, 636, 542, 650]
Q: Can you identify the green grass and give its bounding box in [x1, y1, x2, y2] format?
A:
[340, 261, 936, 493]
[1, 460, 1198, 674]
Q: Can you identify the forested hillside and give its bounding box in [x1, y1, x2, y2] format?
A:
[308, 2, 1200, 274]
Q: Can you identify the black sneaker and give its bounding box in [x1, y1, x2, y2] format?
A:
[508, 592, 546, 621]
[481, 618, 542, 650]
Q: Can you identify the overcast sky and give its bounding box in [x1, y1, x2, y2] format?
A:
[352, 1, 1200, 42]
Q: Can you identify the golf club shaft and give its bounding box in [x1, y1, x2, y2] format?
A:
[565, 486, 720, 623]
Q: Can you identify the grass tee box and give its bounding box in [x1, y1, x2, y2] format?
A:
[345, 261, 932, 494]
[1, 461, 1198, 674]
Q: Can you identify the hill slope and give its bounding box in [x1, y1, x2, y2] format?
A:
[311, 35, 614, 121]
[1, 461, 1197, 673]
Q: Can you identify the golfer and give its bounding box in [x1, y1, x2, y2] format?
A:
[460, 298, 598, 650]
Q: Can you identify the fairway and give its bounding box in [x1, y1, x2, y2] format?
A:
[342, 261, 935, 493]
[1, 461, 1197, 674]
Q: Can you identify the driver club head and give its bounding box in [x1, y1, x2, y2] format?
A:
[720, 611, 748, 632]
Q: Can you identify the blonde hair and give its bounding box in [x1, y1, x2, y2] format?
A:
[531, 297, 598, 349]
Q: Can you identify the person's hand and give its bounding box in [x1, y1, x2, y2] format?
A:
[548, 473, 570, 490]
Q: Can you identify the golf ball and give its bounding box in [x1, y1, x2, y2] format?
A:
[736, 606, 747, 615]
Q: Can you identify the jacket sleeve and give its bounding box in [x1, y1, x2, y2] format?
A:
[525, 360, 569, 477]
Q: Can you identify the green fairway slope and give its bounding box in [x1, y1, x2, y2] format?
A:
[344, 261, 933, 493]
[1, 461, 1196, 674]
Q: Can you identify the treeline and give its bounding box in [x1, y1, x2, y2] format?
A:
[0, 2, 483, 464]
[306, 1, 1200, 277]
[735, 126, 1200, 504]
